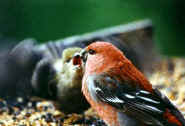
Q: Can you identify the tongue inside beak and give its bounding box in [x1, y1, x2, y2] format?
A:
[73, 54, 82, 66]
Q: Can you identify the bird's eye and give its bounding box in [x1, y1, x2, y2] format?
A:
[88, 49, 96, 55]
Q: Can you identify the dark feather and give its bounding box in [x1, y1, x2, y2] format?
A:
[86, 73, 185, 126]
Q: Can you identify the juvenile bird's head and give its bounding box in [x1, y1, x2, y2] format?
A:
[78, 41, 129, 74]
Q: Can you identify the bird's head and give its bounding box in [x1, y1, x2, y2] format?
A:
[73, 41, 128, 74]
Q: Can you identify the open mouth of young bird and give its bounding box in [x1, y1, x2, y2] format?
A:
[73, 53, 82, 66]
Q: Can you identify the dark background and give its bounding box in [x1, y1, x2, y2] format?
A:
[0, 0, 185, 56]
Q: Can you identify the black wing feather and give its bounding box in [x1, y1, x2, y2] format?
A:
[86, 74, 184, 126]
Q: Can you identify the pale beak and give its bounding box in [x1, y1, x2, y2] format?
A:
[72, 49, 88, 67]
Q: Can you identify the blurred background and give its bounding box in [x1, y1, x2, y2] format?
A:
[0, 0, 185, 56]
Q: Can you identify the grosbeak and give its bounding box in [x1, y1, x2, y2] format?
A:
[73, 42, 185, 126]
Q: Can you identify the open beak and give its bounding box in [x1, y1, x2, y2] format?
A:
[73, 53, 82, 66]
[72, 49, 88, 66]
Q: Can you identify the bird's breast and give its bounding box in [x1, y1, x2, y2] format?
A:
[82, 81, 121, 126]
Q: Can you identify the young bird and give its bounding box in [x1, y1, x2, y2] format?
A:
[73, 42, 185, 126]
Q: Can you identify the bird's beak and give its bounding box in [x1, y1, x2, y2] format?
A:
[72, 49, 87, 66]
[73, 53, 82, 66]
[80, 49, 88, 63]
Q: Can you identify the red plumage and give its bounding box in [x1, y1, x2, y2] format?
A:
[74, 42, 185, 126]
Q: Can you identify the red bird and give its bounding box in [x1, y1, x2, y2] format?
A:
[74, 42, 185, 126]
